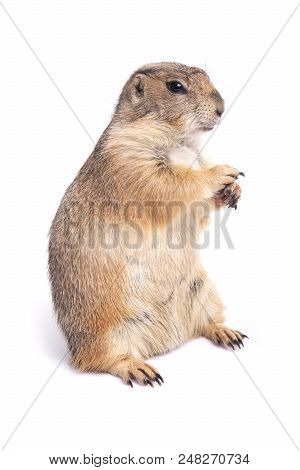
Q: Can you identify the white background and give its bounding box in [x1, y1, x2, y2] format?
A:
[1, 0, 300, 468]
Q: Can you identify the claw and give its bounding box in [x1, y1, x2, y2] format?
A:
[237, 331, 249, 340]
[239, 171, 245, 177]
[228, 341, 235, 350]
[228, 194, 239, 207]
[154, 377, 162, 386]
[234, 340, 241, 349]
[155, 373, 164, 384]
[127, 380, 133, 388]
[144, 379, 154, 387]
[228, 201, 238, 209]
[138, 368, 151, 380]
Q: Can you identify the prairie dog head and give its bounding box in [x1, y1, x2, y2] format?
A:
[115, 62, 224, 138]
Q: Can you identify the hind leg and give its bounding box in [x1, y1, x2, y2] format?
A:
[106, 356, 164, 387]
[74, 352, 163, 387]
[190, 273, 248, 350]
[70, 333, 164, 387]
[203, 322, 248, 350]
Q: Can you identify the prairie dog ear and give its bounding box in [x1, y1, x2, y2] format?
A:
[132, 74, 145, 98]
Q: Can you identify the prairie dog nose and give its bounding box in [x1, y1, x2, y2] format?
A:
[211, 89, 224, 116]
[216, 99, 224, 116]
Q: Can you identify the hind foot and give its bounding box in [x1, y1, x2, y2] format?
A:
[205, 323, 248, 350]
[112, 357, 164, 387]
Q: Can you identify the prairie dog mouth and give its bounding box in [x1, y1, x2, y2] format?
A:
[201, 118, 221, 131]
[199, 116, 221, 132]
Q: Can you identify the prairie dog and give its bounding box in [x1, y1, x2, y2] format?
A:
[49, 62, 247, 386]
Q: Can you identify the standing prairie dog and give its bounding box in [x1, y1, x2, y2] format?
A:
[49, 62, 247, 387]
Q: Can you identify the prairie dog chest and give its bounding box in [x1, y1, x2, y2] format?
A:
[168, 145, 201, 169]
[167, 132, 206, 170]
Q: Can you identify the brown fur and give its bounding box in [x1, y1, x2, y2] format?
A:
[48, 62, 247, 386]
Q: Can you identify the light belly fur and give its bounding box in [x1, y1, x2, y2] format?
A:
[107, 210, 218, 359]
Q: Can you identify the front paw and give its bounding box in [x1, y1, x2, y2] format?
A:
[215, 181, 242, 210]
[207, 164, 245, 195]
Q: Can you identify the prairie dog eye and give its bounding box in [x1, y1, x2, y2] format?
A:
[167, 80, 187, 94]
